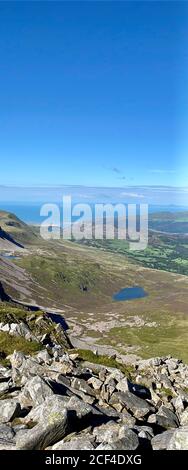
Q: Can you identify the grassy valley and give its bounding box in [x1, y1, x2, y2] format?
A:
[1, 210, 188, 362]
[78, 212, 188, 275]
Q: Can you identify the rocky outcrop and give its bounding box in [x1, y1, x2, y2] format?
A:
[0, 308, 71, 351]
[0, 345, 188, 450]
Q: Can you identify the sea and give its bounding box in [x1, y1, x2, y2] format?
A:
[0, 202, 188, 225]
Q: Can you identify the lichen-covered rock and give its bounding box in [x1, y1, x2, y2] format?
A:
[16, 407, 68, 450]
[23, 394, 100, 427]
[1, 332, 188, 452]
[109, 391, 155, 419]
[116, 377, 151, 399]
[171, 396, 184, 417]
[0, 399, 21, 423]
[71, 378, 96, 397]
[0, 380, 11, 396]
[36, 350, 52, 365]
[180, 409, 188, 426]
[93, 421, 120, 443]
[52, 435, 95, 450]
[19, 375, 54, 406]
[167, 426, 188, 450]
[96, 430, 139, 451]
[23, 395, 70, 425]
[151, 429, 175, 450]
[148, 406, 179, 429]
[0, 424, 15, 441]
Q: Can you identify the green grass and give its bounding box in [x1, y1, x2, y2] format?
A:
[0, 331, 41, 362]
[0, 302, 42, 323]
[18, 254, 102, 291]
[78, 234, 188, 276]
[76, 348, 135, 378]
[160, 387, 174, 398]
[15, 250, 120, 308]
[0, 303, 42, 364]
[97, 311, 188, 363]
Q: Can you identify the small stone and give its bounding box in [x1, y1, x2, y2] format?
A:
[0, 381, 11, 396]
[36, 350, 52, 364]
[99, 369, 107, 382]
[71, 378, 96, 397]
[87, 377, 103, 391]
[171, 396, 184, 415]
[68, 353, 79, 361]
[120, 409, 136, 427]
[134, 425, 154, 439]
[0, 424, 15, 441]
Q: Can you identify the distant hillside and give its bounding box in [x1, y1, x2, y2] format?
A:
[149, 211, 188, 234]
[0, 210, 38, 245]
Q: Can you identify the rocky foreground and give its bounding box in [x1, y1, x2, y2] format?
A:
[0, 309, 188, 451]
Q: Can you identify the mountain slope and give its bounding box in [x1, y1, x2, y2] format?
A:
[0, 210, 38, 246]
[1, 210, 188, 362]
[0, 226, 24, 251]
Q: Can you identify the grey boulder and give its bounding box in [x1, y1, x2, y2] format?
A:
[109, 391, 154, 419]
[19, 375, 54, 406]
[0, 423, 16, 449]
[16, 407, 68, 450]
[0, 399, 21, 424]
[96, 430, 139, 450]
[180, 409, 188, 426]
[52, 435, 95, 450]
[116, 377, 151, 399]
[167, 426, 188, 450]
[148, 406, 179, 430]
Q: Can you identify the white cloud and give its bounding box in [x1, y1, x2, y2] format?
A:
[120, 192, 145, 198]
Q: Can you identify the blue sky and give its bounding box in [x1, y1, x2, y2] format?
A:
[0, 1, 188, 190]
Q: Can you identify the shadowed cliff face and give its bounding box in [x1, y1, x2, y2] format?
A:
[0, 226, 24, 249]
[0, 281, 10, 301]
